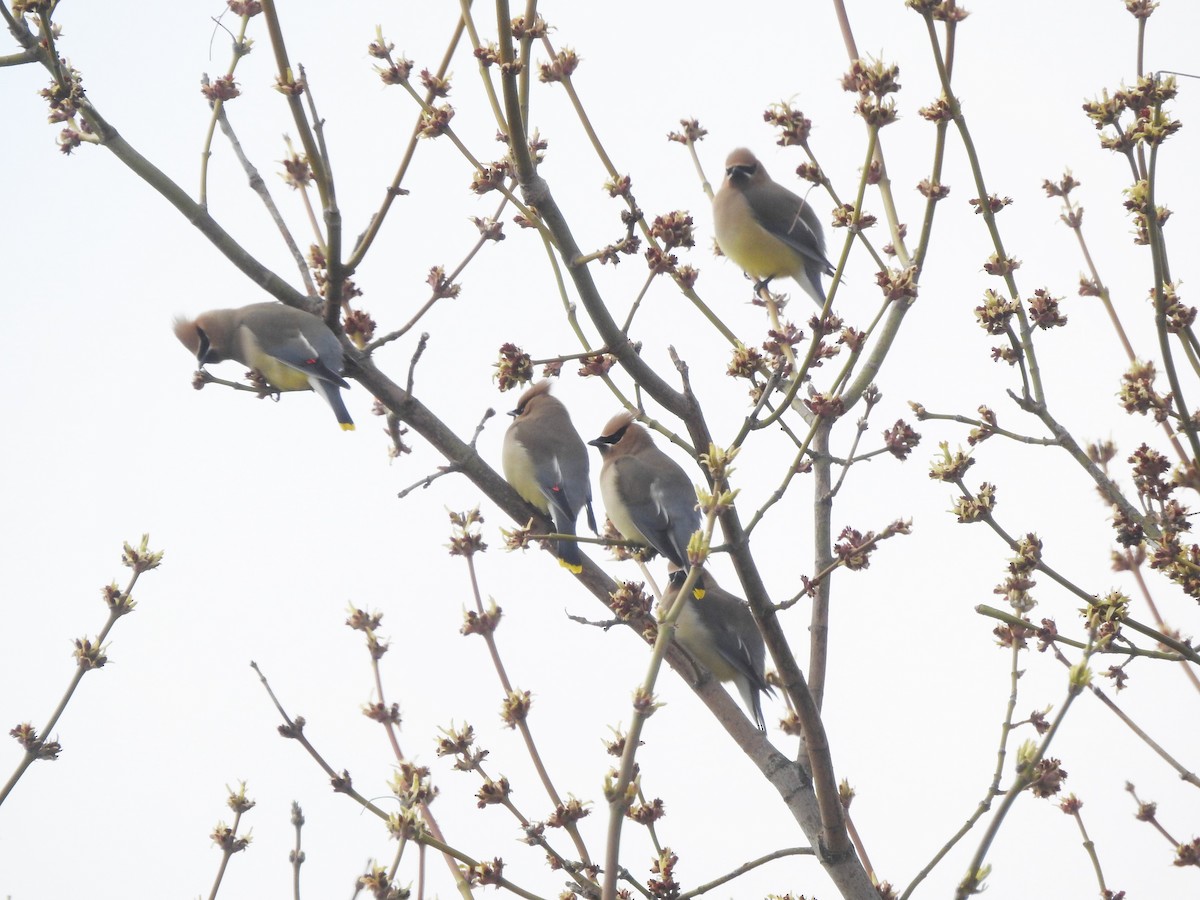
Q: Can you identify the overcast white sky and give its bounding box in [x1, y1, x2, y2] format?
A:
[3, 1, 1199, 898]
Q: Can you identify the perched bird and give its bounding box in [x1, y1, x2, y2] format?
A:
[174, 302, 354, 430]
[588, 411, 699, 569]
[664, 567, 775, 731]
[712, 147, 836, 307]
[502, 381, 597, 573]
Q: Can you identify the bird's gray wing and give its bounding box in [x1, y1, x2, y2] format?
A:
[744, 180, 835, 275]
[521, 428, 591, 569]
[615, 455, 698, 567]
[530, 429, 591, 523]
[711, 615, 773, 696]
[683, 587, 774, 730]
[552, 447, 597, 535]
[242, 307, 350, 388]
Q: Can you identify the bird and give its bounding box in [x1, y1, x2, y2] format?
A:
[588, 411, 699, 569]
[174, 302, 355, 430]
[663, 567, 775, 731]
[712, 147, 836, 307]
[502, 380, 597, 573]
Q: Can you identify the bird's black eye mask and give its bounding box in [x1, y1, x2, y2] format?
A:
[195, 327, 214, 365]
[668, 568, 707, 593]
[589, 424, 628, 447]
[727, 163, 757, 179]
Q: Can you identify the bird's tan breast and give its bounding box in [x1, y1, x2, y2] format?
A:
[502, 429, 550, 513]
[714, 192, 805, 281]
[599, 459, 649, 544]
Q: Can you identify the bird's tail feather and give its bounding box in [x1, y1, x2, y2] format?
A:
[551, 511, 583, 572]
[310, 379, 355, 431]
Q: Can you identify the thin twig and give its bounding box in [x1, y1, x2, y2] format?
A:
[289, 802, 305, 900]
[954, 654, 1087, 898]
[1047, 644, 1200, 788]
[914, 410, 1058, 446]
[901, 641, 1023, 900]
[678, 847, 815, 899]
[249, 661, 538, 900]
[0, 537, 156, 808]
[198, 12, 253, 208]
[206, 799, 250, 900]
[1123, 551, 1200, 693]
[459, 549, 595, 868]
[366, 196, 510, 354]
[977, 606, 1187, 661]
[212, 98, 316, 294]
[405, 332, 430, 395]
[395, 406, 492, 499]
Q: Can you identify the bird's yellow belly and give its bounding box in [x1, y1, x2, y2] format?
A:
[246, 350, 311, 392]
[502, 438, 551, 513]
[720, 224, 803, 281]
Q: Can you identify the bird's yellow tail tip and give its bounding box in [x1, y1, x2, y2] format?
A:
[340, 423, 356, 432]
[560, 559, 584, 574]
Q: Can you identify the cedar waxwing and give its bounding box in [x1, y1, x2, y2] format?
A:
[712, 147, 836, 307]
[502, 381, 598, 573]
[588, 412, 699, 569]
[664, 567, 774, 731]
[174, 302, 354, 430]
